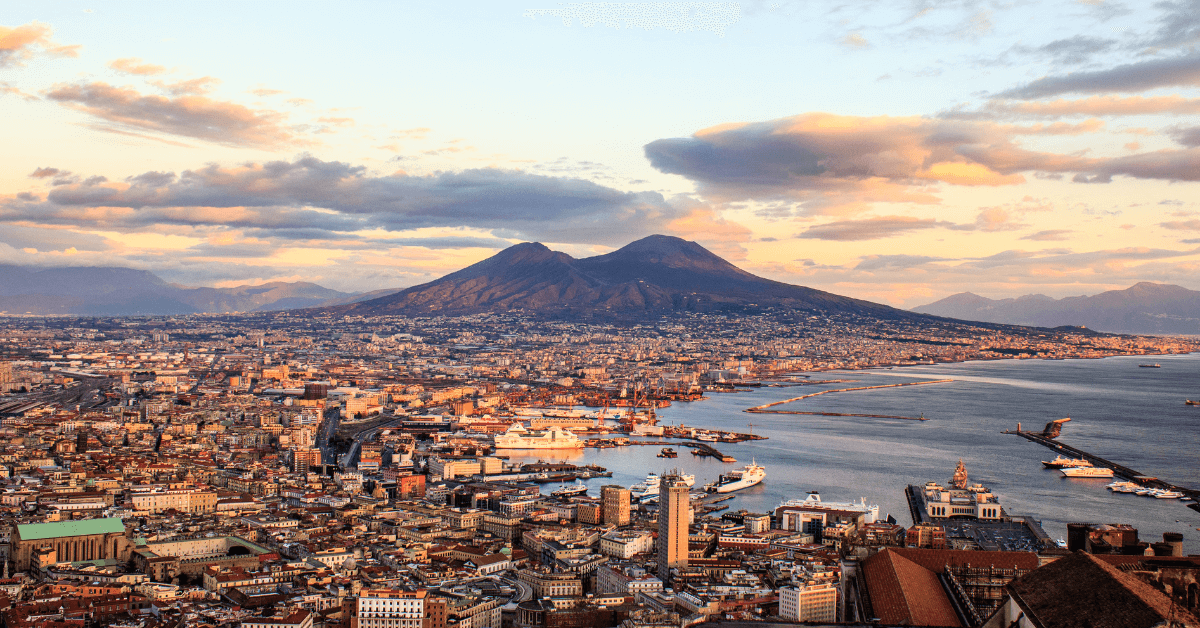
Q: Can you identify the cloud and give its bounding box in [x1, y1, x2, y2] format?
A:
[0, 82, 38, 101]
[854, 254, 945, 271]
[957, 95, 1200, 119]
[797, 216, 941, 241]
[1143, 0, 1200, 51]
[971, 207, 1028, 232]
[1161, 219, 1200, 231]
[1168, 125, 1200, 147]
[841, 32, 869, 48]
[999, 53, 1200, 99]
[3, 156, 727, 247]
[108, 57, 167, 75]
[1020, 229, 1074, 241]
[30, 167, 64, 178]
[1020, 35, 1115, 64]
[151, 76, 220, 96]
[44, 82, 301, 148]
[0, 22, 79, 67]
[643, 112, 1199, 213]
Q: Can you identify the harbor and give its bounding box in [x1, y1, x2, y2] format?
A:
[1004, 421, 1200, 503]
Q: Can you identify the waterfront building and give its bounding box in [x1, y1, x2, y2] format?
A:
[921, 460, 1003, 520]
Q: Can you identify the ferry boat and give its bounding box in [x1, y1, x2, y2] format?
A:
[657, 447, 678, 458]
[1042, 455, 1093, 469]
[1061, 467, 1114, 478]
[551, 480, 589, 498]
[706, 461, 766, 493]
[493, 423, 584, 449]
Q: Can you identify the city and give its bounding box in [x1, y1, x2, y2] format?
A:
[0, 310, 1196, 627]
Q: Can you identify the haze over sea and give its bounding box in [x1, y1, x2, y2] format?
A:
[505, 353, 1200, 555]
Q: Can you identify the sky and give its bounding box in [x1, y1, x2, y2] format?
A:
[2, 1, 1199, 308]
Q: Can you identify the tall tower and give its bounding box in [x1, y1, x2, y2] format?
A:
[601, 485, 631, 526]
[657, 472, 690, 584]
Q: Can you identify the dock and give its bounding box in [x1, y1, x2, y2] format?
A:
[1006, 428, 1200, 501]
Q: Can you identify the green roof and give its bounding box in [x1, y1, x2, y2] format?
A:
[16, 518, 125, 540]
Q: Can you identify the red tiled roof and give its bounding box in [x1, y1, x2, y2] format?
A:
[862, 549, 961, 627]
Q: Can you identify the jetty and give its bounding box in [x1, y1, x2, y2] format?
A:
[1005, 423, 1200, 502]
[745, 379, 952, 419]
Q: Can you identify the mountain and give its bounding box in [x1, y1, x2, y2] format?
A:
[912, 282, 1200, 334]
[336, 234, 913, 318]
[0, 265, 352, 315]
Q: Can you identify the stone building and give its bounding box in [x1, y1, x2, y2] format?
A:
[11, 518, 131, 570]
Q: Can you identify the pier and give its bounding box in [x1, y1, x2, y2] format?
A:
[745, 379, 952, 419]
[584, 438, 738, 462]
[1005, 427, 1200, 501]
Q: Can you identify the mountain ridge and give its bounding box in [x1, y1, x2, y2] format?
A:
[913, 282, 1200, 334]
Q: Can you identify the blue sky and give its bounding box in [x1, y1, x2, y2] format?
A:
[2, 1, 1199, 306]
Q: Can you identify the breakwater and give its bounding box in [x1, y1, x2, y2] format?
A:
[744, 379, 953, 419]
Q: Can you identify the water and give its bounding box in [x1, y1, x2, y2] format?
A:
[504, 353, 1200, 554]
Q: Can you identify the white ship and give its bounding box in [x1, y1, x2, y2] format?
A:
[1061, 467, 1114, 478]
[706, 461, 766, 493]
[551, 480, 589, 498]
[630, 472, 695, 500]
[1107, 481, 1139, 493]
[493, 423, 584, 449]
[776, 492, 880, 525]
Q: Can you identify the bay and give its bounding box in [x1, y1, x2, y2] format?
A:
[503, 353, 1200, 555]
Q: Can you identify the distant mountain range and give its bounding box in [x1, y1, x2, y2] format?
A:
[0, 265, 362, 316]
[334, 234, 916, 319]
[912, 282, 1200, 334]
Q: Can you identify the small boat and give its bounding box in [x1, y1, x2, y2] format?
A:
[1055, 538, 1067, 549]
[657, 447, 678, 458]
[1043, 455, 1093, 469]
[1139, 363, 1162, 368]
[1186, 400, 1199, 406]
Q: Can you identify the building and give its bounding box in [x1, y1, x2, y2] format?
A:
[657, 473, 690, 584]
[240, 610, 314, 628]
[601, 485, 631, 526]
[599, 530, 655, 559]
[775, 493, 878, 543]
[292, 448, 322, 473]
[983, 551, 1200, 628]
[919, 460, 1003, 520]
[11, 518, 130, 570]
[779, 581, 838, 622]
[906, 522, 947, 549]
[352, 589, 428, 628]
[129, 488, 218, 514]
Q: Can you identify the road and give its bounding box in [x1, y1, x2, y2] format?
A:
[319, 406, 340, 466]
[338, 415, 408, 469]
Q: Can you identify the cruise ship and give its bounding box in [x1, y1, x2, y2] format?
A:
[630, 472, 695, 500]
[776, 492, 880, 526]
[1061, 467, 1114, 478]
[706, 461, 766, 493]
[493, 423, 584, 449]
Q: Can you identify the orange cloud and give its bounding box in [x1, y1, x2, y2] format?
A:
[0, 22, 79, 67]
[108, 57, 167, 75]
[45, 82, 303, 149]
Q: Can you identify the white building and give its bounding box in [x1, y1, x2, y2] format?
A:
[779, 581, 838, 623]
[355, 589, 426, 628]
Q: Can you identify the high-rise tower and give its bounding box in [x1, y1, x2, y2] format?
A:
[657, 471, 690, 583]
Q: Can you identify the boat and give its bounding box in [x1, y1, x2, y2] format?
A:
[1149, 489, 1184, 499]
[1107, 481, 1139, 493]
[551, 480, 589, 498]
[706, 461, 766, 493]
[1042, 455, 1093, 469]
[1055, 538, 1067, 549]
[776, 492, 880, 525]
[657, 447, 678, 458]
[1061, 467, 1114, 478]
[1139, 363, 1161, 368]
[630, 472, 694, 500]
[493, 423, 584, 449]
[1186, 400, 1199, 406]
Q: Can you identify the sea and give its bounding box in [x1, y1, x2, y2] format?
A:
[502, 352, 1200, 555]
